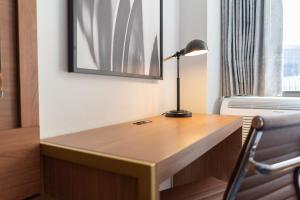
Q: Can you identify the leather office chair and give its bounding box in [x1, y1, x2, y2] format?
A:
[161, 114, 300, 200]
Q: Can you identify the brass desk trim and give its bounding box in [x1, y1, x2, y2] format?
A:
[41, 142, 157, 200]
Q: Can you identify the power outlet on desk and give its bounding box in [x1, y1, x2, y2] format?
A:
[133, 120, 152, 126]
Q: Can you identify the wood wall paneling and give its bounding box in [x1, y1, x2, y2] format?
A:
[18, 0, 39, 128]
[0, 127, 40, 199]
[0, 0, 20, 130]
[0, 0, 40, 199]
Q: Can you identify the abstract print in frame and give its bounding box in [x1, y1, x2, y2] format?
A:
[69, 0, 163, 79]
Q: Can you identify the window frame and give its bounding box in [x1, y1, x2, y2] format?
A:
[282, 91, 300, 97]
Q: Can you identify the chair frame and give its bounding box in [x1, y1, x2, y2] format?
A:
[224, 117, 300, 200]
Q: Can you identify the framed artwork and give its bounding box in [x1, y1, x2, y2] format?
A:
[69, 0, 163, 79]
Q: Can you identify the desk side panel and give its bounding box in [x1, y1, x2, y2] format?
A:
[44, 157, 138, 200]
[173, 127, 243, 186]
[156, 121, 242, 183]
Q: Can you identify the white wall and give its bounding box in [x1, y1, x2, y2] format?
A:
[37, 0, 180, 139]
[180, 0, 208, 113]
[207, 0, 222, 113]
[179, 0, 221, 114]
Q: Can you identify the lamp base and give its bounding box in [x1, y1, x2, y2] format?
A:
[165, 110, 192, 118]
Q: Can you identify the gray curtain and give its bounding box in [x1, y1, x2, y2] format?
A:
[221, 0, 283, 97]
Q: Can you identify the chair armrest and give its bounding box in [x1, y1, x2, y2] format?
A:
[249, 156, 300, 175]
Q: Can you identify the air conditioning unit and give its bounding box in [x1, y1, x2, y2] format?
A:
[220, 96, 300, 143]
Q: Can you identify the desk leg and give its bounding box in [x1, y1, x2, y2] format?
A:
[173, 127, 242, 186]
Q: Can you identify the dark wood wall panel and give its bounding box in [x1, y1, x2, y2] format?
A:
[0, 127, 40, 199]
[0, 0, 40, 198]
[44, 157, 138, 200]
[0, 0, 20, 130]
[18, 0, 39, 127]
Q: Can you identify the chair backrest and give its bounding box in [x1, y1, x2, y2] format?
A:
[224, 114, 300, 200]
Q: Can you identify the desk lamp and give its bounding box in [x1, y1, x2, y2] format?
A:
[164, 39, 208, 118]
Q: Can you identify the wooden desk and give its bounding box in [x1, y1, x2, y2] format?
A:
[41, 114, 242, 200]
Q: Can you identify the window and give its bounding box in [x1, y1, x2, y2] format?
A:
[282, 0, 300, 92]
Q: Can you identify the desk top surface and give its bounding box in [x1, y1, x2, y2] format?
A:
[42, 114, 242, 165]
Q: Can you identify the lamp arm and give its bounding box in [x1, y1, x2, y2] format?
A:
[164, 49, 185, 61]
[164, 55, 175, 61]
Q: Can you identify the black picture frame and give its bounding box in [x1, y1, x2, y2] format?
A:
[68, 0, 163, 80]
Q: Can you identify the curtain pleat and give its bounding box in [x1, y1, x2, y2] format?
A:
[221, 0, 283, 97]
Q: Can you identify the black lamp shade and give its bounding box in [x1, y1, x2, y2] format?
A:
[184, 39, 208, 57]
